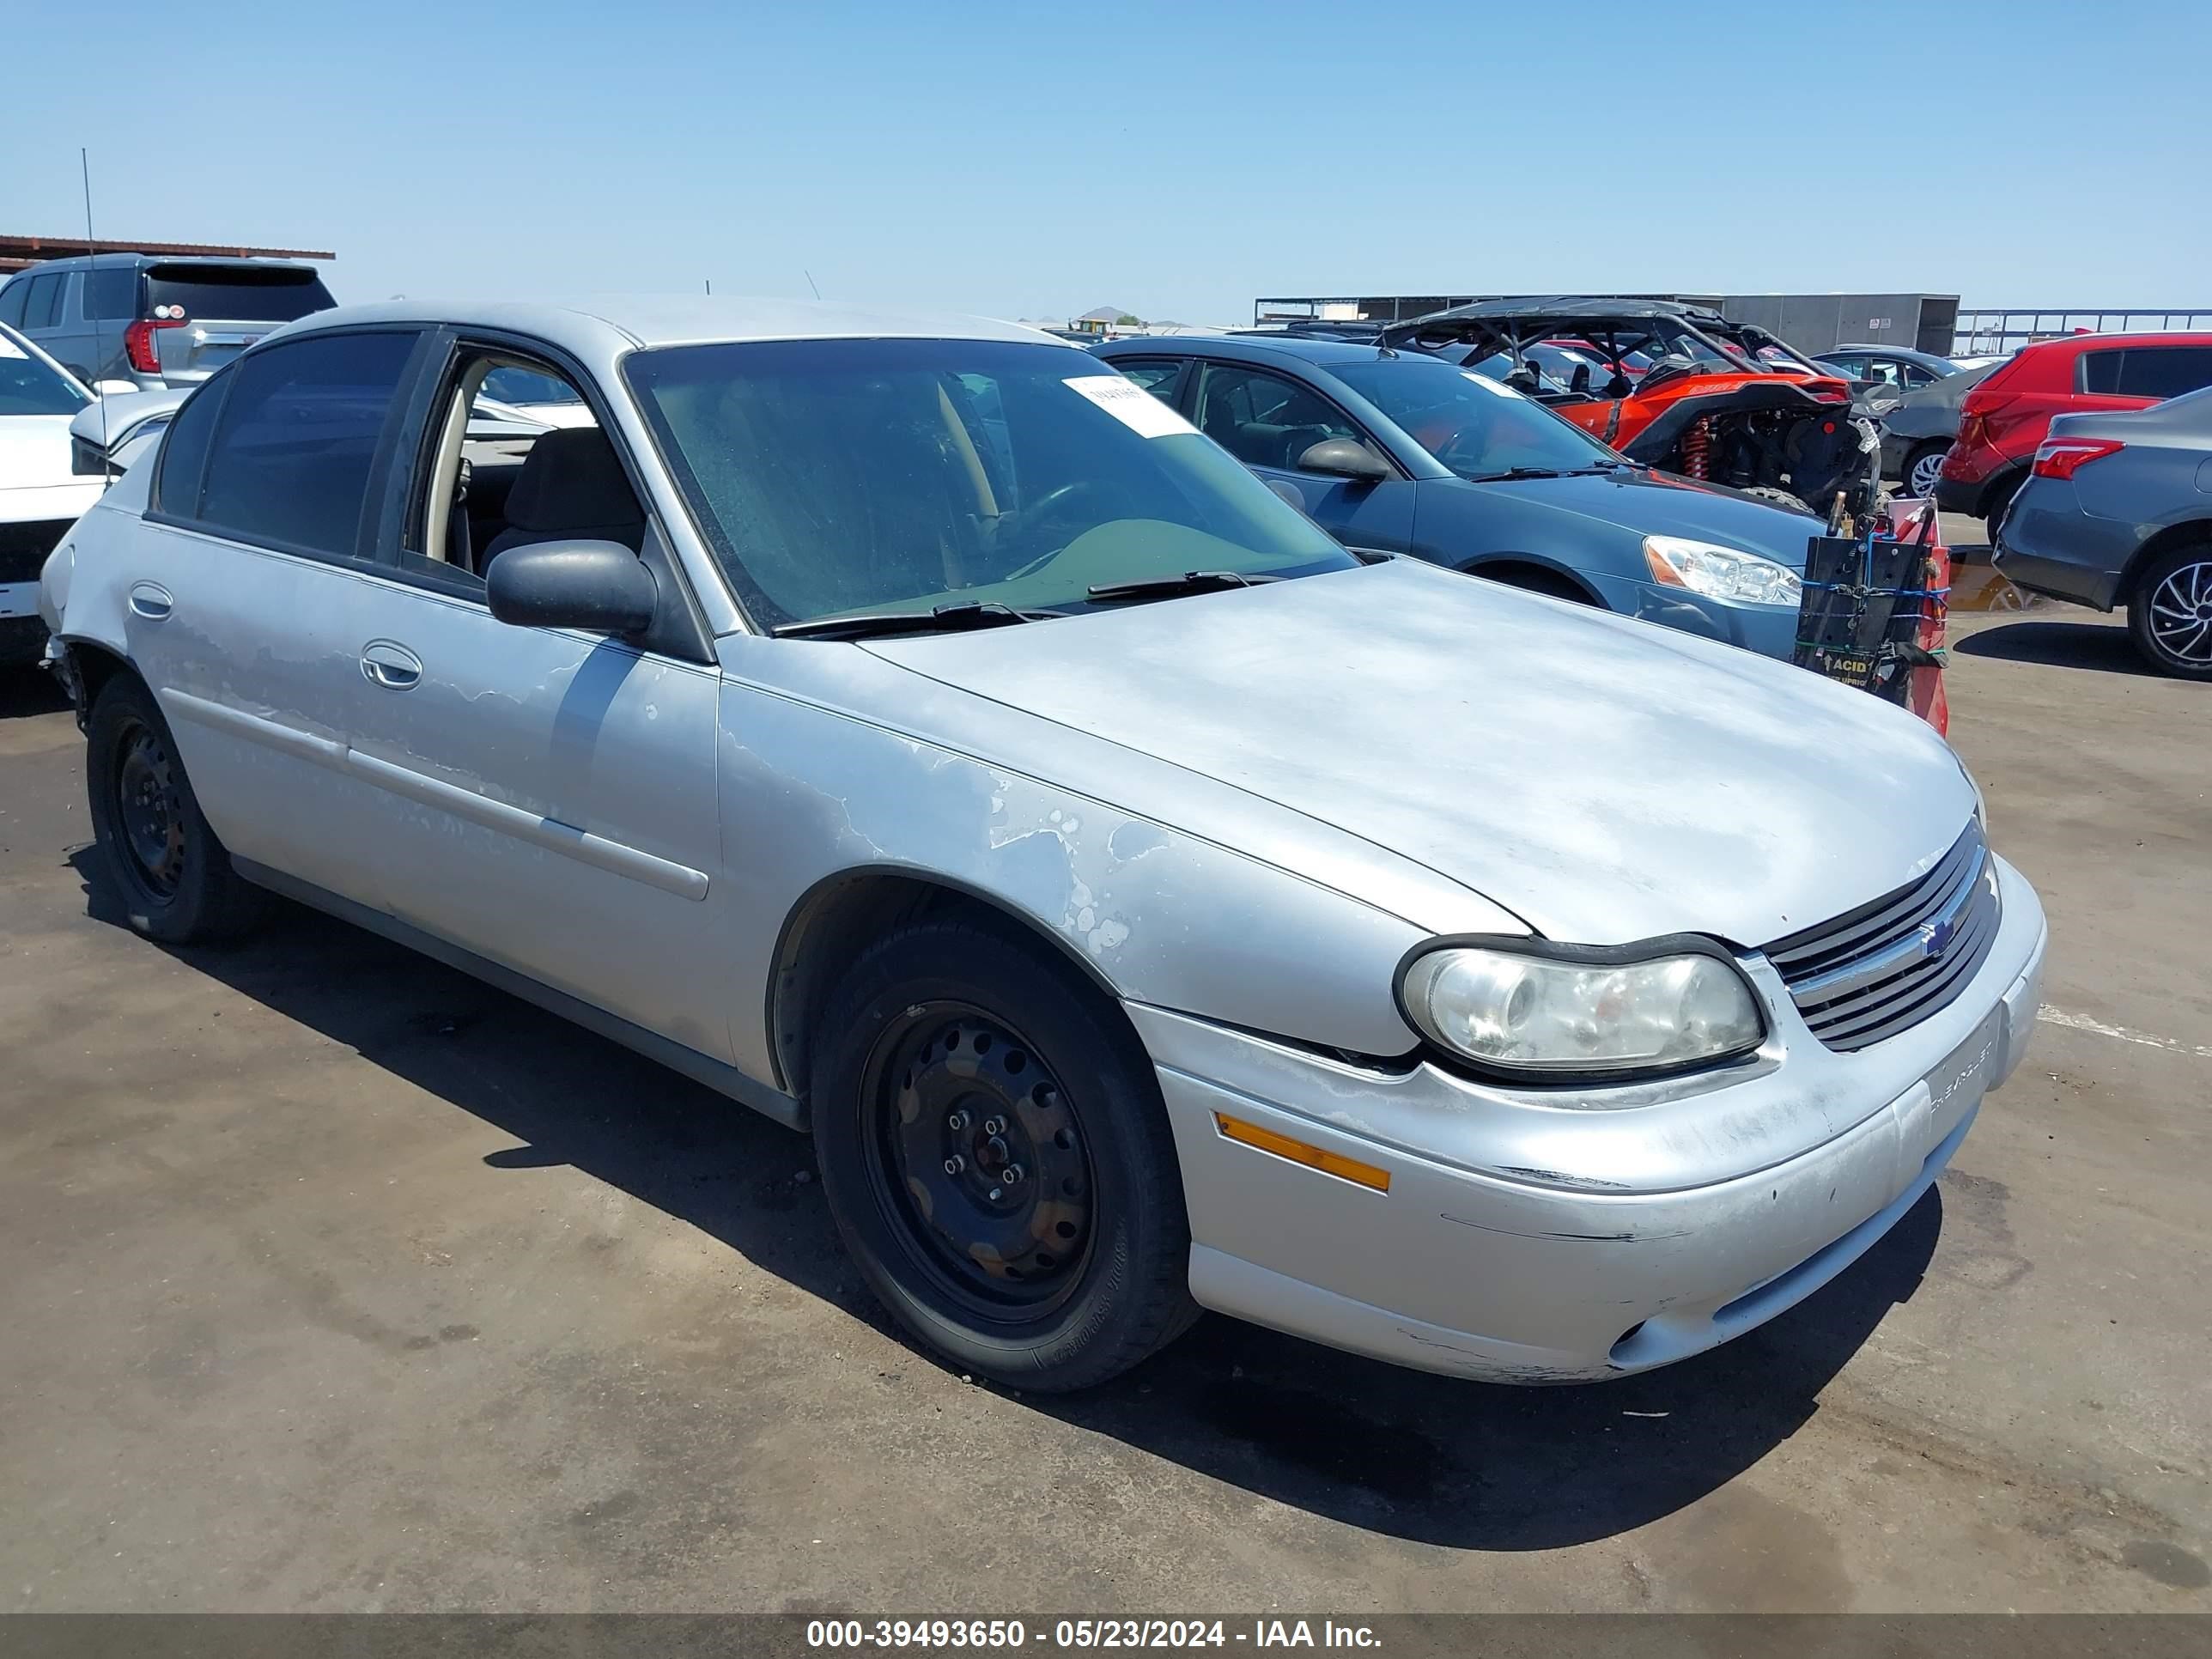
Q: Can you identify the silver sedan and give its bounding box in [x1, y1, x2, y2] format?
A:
[38, 297, 2047, 1390]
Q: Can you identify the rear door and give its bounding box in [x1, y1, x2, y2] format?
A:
[1188, 361, 1416, 550]
[128, 327, 429, 909]
[141, 263, 337, 384]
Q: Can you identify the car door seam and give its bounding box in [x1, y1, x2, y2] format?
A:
[156, 688, 708, 902]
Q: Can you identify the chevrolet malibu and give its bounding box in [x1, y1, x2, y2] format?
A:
[38, 299, 2048, 1391]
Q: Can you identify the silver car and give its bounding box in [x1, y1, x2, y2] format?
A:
[37, 298, 2048, 1391]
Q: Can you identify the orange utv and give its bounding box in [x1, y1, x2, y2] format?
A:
[1382, 297, 1884, 516]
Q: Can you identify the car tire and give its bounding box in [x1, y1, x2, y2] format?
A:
[2126, 542, 2212, 681]
[1740, 485, 1813, 514]
[1904, 444, 1949, 501]
[810, 913, 1200, 1391]
[85, 673, 268, 944]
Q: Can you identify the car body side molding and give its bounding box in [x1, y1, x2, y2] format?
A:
[161, 687, 709, 902]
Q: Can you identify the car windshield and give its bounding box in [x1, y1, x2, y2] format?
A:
[1331, 356, 1618, 477]
[625, 338, 1358, 629]
[0, 328, 90, 415]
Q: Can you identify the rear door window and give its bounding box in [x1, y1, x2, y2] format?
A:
[22, 273, 65, 331]
[2115, 346, 2212, 400]
[0, 281, 27, 328]
[143, 265, 336, 324]
[191, 331, 420, 559]
[1111, 360, 1184, 402]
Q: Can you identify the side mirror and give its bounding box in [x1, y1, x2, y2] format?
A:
[92, 379, 140, 397]
[1297, 436, 1392, 483]
[486, 539, 656, 635]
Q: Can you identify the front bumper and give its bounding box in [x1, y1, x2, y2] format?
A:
[1133, 855, 2047, 1383]
[1585, 572, 1799, 662]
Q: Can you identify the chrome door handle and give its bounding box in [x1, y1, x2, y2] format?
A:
[127, 582, 173, 621]
[360, 640, 423, 690]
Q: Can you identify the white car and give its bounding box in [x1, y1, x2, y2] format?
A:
[1, 323, 105, 665]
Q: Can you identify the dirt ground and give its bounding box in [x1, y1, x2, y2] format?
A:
[2, 602, 2207, 1613]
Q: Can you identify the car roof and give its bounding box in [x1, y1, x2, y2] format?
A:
[2022, 331, 2212, 354]
[11, 252, 319, 273]
[1399, 295, 1726, 328]
[271, 295, 1073, 358]
[1098, 333, 1403, 368]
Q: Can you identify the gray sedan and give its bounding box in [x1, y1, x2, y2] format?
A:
[39, 298, 2046, 1390]
[1999, 385, 2212, 678]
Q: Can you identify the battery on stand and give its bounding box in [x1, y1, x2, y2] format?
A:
[1791, 497, 1950, 735]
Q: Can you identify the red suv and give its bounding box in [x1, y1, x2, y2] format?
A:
[1936, 332, 2212, 532]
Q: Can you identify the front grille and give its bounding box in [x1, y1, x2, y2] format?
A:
[0, 519, 73, 587]
[1764, 821, 2002, 1051]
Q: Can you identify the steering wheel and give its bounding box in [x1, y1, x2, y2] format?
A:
[996, 480, 1116, 580]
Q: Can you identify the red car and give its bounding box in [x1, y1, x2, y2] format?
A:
[1936, 331, 2212, 531]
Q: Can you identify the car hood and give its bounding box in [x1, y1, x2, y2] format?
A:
[866, 557, 1972, 947]
[0, 416, 85, 495]
[1450, 469, 1818, 567]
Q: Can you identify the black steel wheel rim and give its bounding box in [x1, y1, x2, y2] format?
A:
[113, 716, 185, 899]
[860, 1000, 1097, 1321]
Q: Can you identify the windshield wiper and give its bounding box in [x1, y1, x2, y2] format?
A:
[1086, 569, 1283, 603]
[773, 601, 1062, 641]
[1463, 465, 1565, 483]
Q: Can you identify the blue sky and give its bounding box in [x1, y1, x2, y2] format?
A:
[4, 0, 2206, 326]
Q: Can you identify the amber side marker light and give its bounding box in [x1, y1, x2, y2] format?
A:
[1212, 1112, 1392, 1193]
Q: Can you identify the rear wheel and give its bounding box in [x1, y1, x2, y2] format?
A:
[85, 675, 266, 943]
[2127, 543, 2212, 680]
[1904, 444, 1949, 501]
[810, 915, 1198, 1391]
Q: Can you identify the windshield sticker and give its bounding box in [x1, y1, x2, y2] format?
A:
[1065, 374, 1198, 439]
[1462, 371, 1522, 399]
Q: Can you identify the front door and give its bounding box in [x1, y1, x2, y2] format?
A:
[1188, 362, 1416, 551]
[339, 343, 732, 1059]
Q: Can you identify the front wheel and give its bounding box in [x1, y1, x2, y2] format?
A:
[85, 674, 267, 943]
[2127, 544, 2212, 680]
[811, 915, 1199, 1391]
[1904, 444, 1949, 501]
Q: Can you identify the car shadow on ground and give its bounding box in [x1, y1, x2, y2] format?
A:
[70, 860, 1940, 1552]
[1952, 617, 2151, 677]
[0, 666, 70, 720]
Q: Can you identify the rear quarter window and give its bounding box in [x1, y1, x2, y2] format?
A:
[152, 372, 232, 519]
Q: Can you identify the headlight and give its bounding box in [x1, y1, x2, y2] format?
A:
[1398, 939, 1765, 1078]
[1644, 536, 1803, 607]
